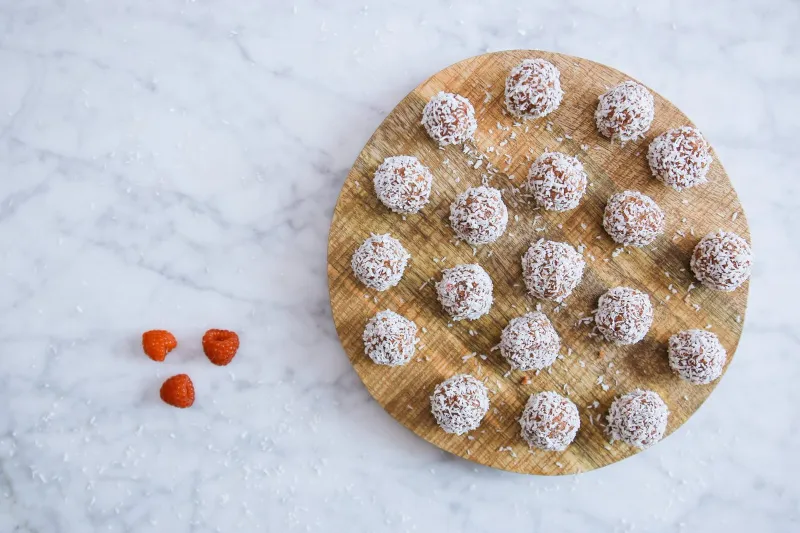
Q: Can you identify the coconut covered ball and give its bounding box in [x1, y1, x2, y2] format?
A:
[363, 310, 418, 367]
[522, 239, 586, 302]
[595, 81, 655, 142]
[595, 286, 654, 345]
[449, 186, 508, 245]
[504, 58, 564, 120]
[526, 152, 588, 212]
[351, 234, 410, 291]
[648, 126, 713, 191]
[421, 91, 477, 146]
[606, 389, 669, 449]
[690, 230, 752, 292]
[373, 155, 433, 214]
[436, 264, 493, 321]
[668, 329, 727, 385]
[603, 190, 665, 247]
[430, 374, 489, 435]
[500, 312, 561, 371]
[519, 391, 580, 451]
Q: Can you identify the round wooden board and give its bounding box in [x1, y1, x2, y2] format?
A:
[327, 50, 750, 475]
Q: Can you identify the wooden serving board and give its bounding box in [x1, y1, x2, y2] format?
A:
[327, 50, 750, 475]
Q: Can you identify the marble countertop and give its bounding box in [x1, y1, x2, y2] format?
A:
[0, 0, 798, 531]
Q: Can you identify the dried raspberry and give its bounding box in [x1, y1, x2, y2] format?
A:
[160, 374, 195, 408]
[202, 329, 240, 366]
[142, 330, 177, 362]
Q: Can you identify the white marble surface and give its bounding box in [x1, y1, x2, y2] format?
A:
[0, 0, 798, 531]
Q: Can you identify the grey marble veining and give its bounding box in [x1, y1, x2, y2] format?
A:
[0, 0, 798, 531]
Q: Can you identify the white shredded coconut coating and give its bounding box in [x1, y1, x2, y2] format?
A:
[373, 155, 433, 213]
[449, 186, 508, 245]
[603, 190, 665, 247]
[647, 126, 712, 191]
[526, 151, 588, 211]
[668, 329, 727, 384]
[690, 230, 752, 292]
[607, 389, 669, 449]
[436, 264, 493, 321]
[363, 310, 418, 366]
[522, 239, 585, 302]
[500, 312, 560, 371]
[520, 391, 580, 451]
[430, 374, 489, 435]
[595, 81, 655, 142]
[504, 58, 563, 120]
[421, 91, 477, 146]
[595, 286, 654, 345]
[351, 233, 410, 291]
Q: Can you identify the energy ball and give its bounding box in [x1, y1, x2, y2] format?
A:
[522, 239, 586, 302]
[648, 126, 713, 191]
[668, 329, 727, 385]
[430, 374, 489, 435]
[595, 286, 654, 345]
[526, 151, 588, 212]
[690, 230, 753, 292]
[603, 190, 665, 247]
[500, 312, 561, 371]
[519, 391, 580, 451]
[373, 155, 433, 214]
[449, 186, 508, 245]
[363, 310, 418, 367]
[422, 91, 477, 146]
[504, 58, 564, 120]
[595, 81, 655, 142]
[606, 389, 669, 449]
[436, 264, 493, 321]
[351, 234, 410, 291]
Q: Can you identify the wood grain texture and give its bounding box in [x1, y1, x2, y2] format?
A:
[327, 50, 750, 475]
